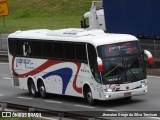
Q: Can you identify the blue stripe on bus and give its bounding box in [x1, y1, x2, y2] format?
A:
[42, 68, 73, 95]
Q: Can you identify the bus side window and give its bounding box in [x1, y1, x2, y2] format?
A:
[42, 41, 53, 58]
[53, 42, 64, 59]
[8, 38, 15, 55]
[32, 41, 42, 57]
[87, 44, 100, 83]
[64, 43, 76, 60]
[75, 43, 87, 63]
[15, 40, 23, 56]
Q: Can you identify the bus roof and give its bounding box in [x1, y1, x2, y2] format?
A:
[8, 28, 138, 47]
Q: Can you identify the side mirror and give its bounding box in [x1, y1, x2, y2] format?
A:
[144, 50, 154, 65]
[81, 20, 84, 28]
[81, 18, 88, 28]
[97, 57, 104, 72]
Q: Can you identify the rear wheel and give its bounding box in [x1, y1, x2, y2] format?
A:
[28, 80, 38, 97]
[85, 88, 95, 105]
[38, 81, 47, 98]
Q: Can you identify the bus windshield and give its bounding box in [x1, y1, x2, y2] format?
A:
[97, 41, 146, 85]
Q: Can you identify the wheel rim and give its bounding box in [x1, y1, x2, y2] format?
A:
[31, 84, 35, 95]
[40, 85, 45, 96]
[87, 92, 92, 103]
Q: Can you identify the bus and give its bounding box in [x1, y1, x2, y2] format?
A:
[7, 28, 153, 105]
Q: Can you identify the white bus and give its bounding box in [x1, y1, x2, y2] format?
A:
[8, 28, 153, 105]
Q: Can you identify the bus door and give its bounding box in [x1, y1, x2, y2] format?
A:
[87, 44, 102, 96]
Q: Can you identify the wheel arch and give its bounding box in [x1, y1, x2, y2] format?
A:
[27, 76, 35, 90]
[83, 83, 91, 98]
[37, 77, 44, 90]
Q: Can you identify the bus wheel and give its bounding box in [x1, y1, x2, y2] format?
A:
[85, 88, 95, 105]
[28, 80, 38, 97]
[38, 82, 47, 98]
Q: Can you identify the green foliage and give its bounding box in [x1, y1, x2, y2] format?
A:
[7, 0, 93, 18]
[0, 0, 97, 32]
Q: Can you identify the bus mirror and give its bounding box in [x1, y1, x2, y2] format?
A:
[97, 57, 104, 72]
[144, 50, 154, 65]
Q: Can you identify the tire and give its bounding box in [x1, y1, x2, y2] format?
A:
[85, 87, 95, 105]
[38, 81, 47, 98]
[28, 80, 38, 97]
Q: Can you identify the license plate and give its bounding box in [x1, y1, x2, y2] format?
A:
[124, 92, 131, 96]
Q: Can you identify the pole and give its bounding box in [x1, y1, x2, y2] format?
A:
[29, 108, 35, 120]
[3, 16, 5, 28]
[0, 102, 7, 111]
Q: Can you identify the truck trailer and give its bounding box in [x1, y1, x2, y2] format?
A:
[81, 0, 160, 68]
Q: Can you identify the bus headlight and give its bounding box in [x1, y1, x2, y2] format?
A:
[141, 80, 146, 87]
[108, 86, 116, 92]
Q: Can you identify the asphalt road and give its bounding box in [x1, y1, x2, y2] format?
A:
[0, 63, 160, 120]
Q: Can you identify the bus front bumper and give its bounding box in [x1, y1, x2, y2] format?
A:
[102, 86, 147, 100]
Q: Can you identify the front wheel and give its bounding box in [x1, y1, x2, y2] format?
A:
[38, 82, 47, 98]
[85, 88, 95, 105]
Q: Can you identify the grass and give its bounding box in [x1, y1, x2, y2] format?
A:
[1, 16, 82, 32]
[0, 0, 99, 32]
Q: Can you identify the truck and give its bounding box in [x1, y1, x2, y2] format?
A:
[81, 0, 160, 68]
[81, 1, 105, 31]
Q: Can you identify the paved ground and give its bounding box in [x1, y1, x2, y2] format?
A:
[0, 63, 160, 120]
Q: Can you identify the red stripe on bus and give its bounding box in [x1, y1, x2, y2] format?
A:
[73, 63, 82, 94]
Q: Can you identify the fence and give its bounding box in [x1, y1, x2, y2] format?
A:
[140, 38, 160, 68]
[0, 33, 9, 51]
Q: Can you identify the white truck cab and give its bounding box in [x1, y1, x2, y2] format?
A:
[81, 1, 106, 31]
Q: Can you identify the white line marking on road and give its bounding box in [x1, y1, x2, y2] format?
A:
[0, 63, 9, 65]
[3, 77, 11, 80]
[18, 97, 33, 100]
[148, 117, 160, 120]
[148, 75, 160, 79]
[45, 100, 62, 104]
[41, 117, 58, 120]
[0, 94, 4, 96]
[5, 108, 20, 112]
[74, 104, 95, 109]
[0, 73, 9, 77]
[105, 109, 118, 112]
